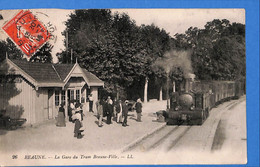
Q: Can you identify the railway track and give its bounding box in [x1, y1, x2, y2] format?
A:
[125, 125, 191, 152]
[122, 97, 245, 153]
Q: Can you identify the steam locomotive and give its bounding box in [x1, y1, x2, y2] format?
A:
[164, 75, 245, 125]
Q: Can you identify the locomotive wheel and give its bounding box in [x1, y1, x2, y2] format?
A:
[7, 125, 17, 130]
[166, 121, 171, 125]
[166, 119, 178, 125]
[197, 119, 203, 125]
[187, 120, 193, 126]
[187, 116, 193, 125]
[177, 120, 183, 126]
[166, 118, 172, 125]
[10, 125, 17, 130]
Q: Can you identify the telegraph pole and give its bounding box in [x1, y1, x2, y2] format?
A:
[66, 31, 69, 63]
[71, 48, 73, 64]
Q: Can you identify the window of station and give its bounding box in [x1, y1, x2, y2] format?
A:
[55, 90, 60, 106]
[81, 89, 85, 103]
[70, 90, 74, 101]
[61, 90, 65, 104]
[76, 89, 80, 102]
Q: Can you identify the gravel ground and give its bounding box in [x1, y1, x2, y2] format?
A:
[0, 100, 167, 153]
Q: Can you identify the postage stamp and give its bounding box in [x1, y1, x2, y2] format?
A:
[2, 10, 51, 57]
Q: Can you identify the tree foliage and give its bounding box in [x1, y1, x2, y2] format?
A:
[58, 10, 245, 99]
[58, 9, 171, 99]
[0, 38, 53, 63]
[174, 19, 245, 80]
[0, 38, 24, 63]
[30, 42, 53, 63]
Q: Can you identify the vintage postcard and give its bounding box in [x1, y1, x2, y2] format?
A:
[0, 8, 247, 166]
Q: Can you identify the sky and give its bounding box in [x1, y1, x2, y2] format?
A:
[112, 9, 245, 36]
[0, 9, 245, 63]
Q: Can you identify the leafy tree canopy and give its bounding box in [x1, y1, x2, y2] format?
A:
[173, 19, 245, 80]
[58, 11, 245, 98]
[0, 38, 53, 63]
[59, 9, 172, 97]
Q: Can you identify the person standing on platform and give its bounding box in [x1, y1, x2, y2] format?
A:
[72, 109, 84, 139]
[80, 103, 84, 120]
[56, 103, 66, 127]
[96, 99, 104, 127]
[88, 94, 94, 112]
[75, 102, 83, 121]
[136, 98, 143, 122]
[116, 99, 123, 123]
[122, 100, 129, 127]
[106, 96, 113, 124]
[68, 100, 75, 122]
[113, 97, 117, 121]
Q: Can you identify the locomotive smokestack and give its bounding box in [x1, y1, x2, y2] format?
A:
[184, 73, 195, 92]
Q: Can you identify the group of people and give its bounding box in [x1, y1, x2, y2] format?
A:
[70, 101, 84, 139]
[55, 95, 143, 139]
[95, 96, 124, 127]
[96, 97, 143, 127]
[56, 100, 84, 139]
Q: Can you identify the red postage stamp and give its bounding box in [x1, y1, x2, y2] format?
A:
[2, 10, 51, 57]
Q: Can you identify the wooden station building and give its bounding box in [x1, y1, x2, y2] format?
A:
[0, 58, 104, 125]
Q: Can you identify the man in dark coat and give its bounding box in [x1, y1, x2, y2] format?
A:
[88, 94, 94, 112]
[106, 96, 113, 124]
[122, 100, 129, 127]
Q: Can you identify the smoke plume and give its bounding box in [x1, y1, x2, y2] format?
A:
[154, 50, 194, 79]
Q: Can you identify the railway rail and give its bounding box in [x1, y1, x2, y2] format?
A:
[122, 97, 245, 153]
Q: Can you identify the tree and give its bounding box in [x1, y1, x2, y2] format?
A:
[0, 39, 24, 130]
[173, 19, 245, 81]
[137, 24, 172, 101]
[0, 38, 24, 63]
[0, 38, 53, 63]
[58, 9, 172, 100]
[58, 9, 176, 100]
[58, 9, 114, 63]
[29, 42, 53, 63]
[58, 10, 122, 97]
[212, 35, 245, 80]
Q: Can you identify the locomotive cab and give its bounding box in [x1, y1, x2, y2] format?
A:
[167, 91, 207, 125]
[166, 74, 207, 125]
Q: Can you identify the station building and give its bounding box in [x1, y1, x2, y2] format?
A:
[0, 58, 104, 125]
